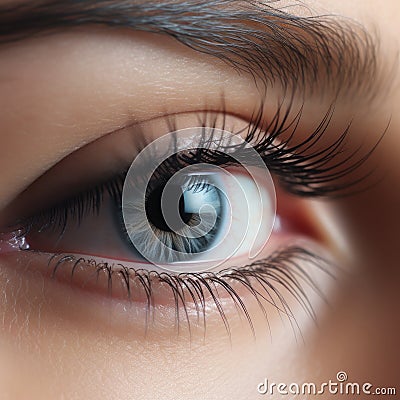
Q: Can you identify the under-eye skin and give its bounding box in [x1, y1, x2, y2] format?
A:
[0, 102, 379, 335]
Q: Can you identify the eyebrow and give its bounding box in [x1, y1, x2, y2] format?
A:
[0, 0, 383, 99]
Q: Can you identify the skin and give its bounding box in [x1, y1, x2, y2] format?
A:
[0, 1, 399, 399]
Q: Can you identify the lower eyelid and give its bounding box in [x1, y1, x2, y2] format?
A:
[0, 243, 335, 338]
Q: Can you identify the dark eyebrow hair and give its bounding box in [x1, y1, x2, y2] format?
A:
[0, 0, 383, 98]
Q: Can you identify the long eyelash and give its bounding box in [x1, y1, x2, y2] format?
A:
[46, 245, 334, 339]
[14, 98, 381, 237]
[175, 99, 383, 197]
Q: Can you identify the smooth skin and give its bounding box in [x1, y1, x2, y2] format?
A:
[0, 1, 399, 399]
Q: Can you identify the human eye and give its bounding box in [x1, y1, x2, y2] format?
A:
[0, 103, 368, 337]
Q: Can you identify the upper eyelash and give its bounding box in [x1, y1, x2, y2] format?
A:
[45, 246, 334, 338]
[13, 98, 380, 237]
[204, 102, 381, 197]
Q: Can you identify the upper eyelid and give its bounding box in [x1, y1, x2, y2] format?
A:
[0, 99, 384, 233]
[2, 103, 378, 235]
[0, 0, 383, 101]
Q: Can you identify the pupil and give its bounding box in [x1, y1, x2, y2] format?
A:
[145, 184, 192, 232]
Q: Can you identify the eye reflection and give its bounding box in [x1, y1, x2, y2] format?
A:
[144, 174, 225, 252]
[122, 127, 276, 272]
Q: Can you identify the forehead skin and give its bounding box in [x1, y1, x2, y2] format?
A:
[0, 1, 399, 400]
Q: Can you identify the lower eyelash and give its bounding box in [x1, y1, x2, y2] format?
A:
[44, 245, 334, 338]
